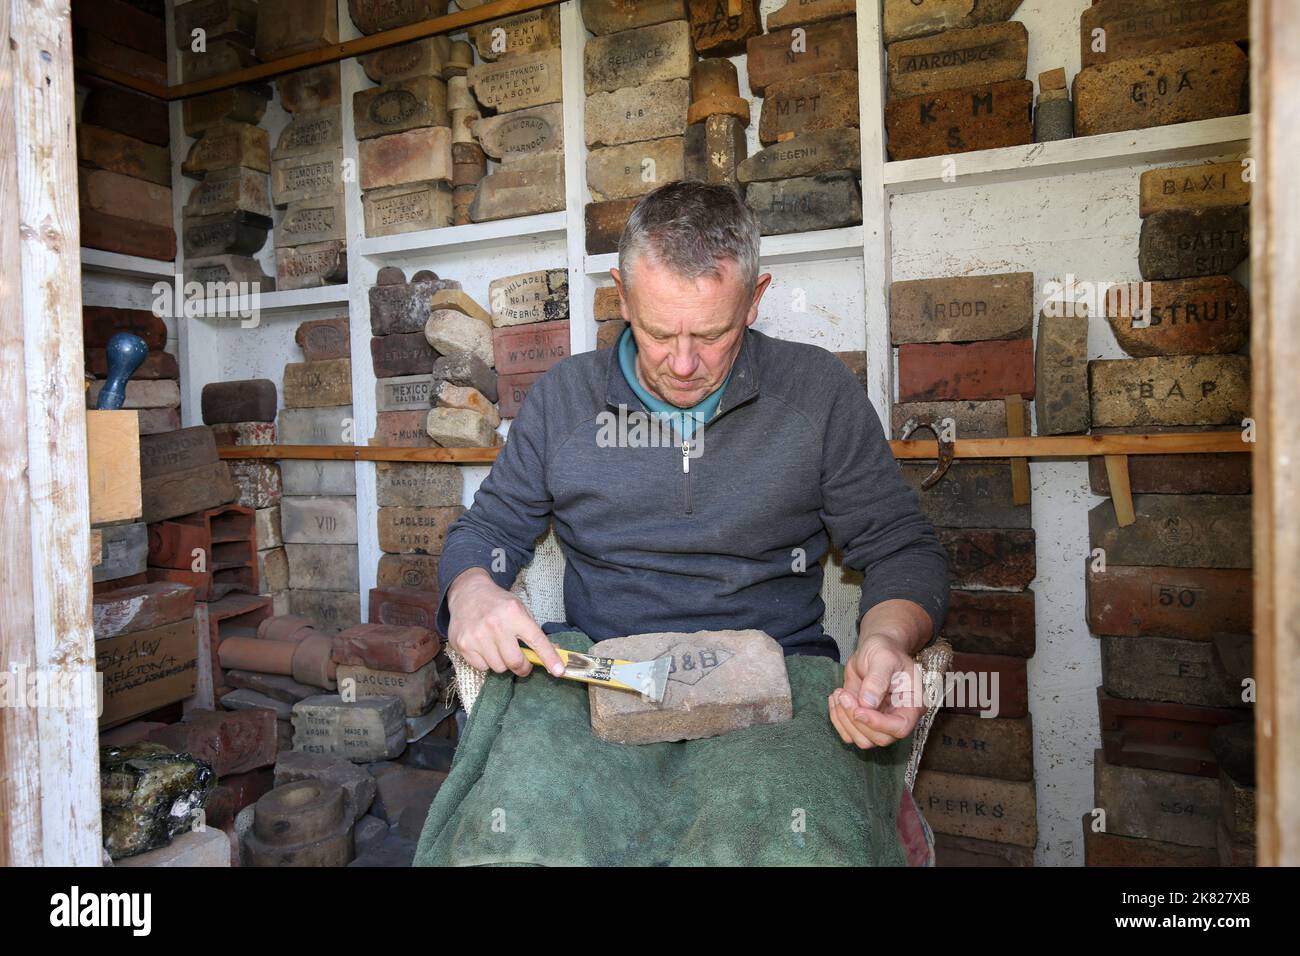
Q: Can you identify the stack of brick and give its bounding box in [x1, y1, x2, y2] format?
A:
[582, 4, 692, 254]
[463, 4, 565, 222]
[887, 271, 1039, 864]
[1071, 0, 1249, 138]
[72, 0, 176, 261]
[175, 1, 279, 285]
[487, 269, 570, 418]
[83, 307, 183, 435]
[348, 1, 459, 236]
[1083, 158, 1253, 867]
[277, 318, 360, 635]
[743, 1, 862, 233]
[209, 413, 285, 612]
[881, 0, 1029, 161]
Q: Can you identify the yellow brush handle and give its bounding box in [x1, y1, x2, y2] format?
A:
[520, 646, 638, 692]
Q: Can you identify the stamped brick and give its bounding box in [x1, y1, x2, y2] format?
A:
[292, 694, 405, 762]
[687, 0, 759, 57]
[285, 544, 360, 592]
[337, 660, 439, 716]
[275, 241, 348, 291]
[1088, 493, 1251, 568]
[278, 63, 342, 113]
[886, 79, 1033, 160]
[375, 461, 463, 507]
[767, 0, 856, 30]
[278, 405, 354, 445]
[488, 269, 568, 328]
[359, 127, 452, 190]
[1073, 43, 1247, 136]
[902, 461, 1030, 529]
[1035, 312, 1089, 435]
[491, 319, 569, 375]
[202, 379, 277, 424]
[585, 80, 689, 149]
[334, 621, 439, 673]
[1138, 206, 1249, 281]
[281, 459, 356, 496]
[1080, 0, 1249, 69]
[375, 410, 438, 448]
[283, 359, 352, 408]
[1088, 355, 1249, 427]
[367, 587, 442, 632]
[287, 591, 362, 636]
[256, 0, 339, 61]
[469, 48, 563, 111]
[587, 137, 684, 203]
[183, 85, 271, 137]
[282, 496, 359, 546]
[914, 770, 1036, 847]
[271, 149, 344, 207]
[745, 172, 863, 236]
[184, 165, 271, 219]
[942, 589, 1035, 657]
[1139, 159, 1252, 218]
[758, 70, 860, 146]
[891, 271, 1033, 345]
[377, 506, 463, 554]
[496, 371, 544, 419]
[372, 331, 436, 379]
[354, 76, 449, 141]
[922, 712, 1033, 781]
[584, 20, 692, 95]
[182, 124, 270, 178]
[468, 7, 560, 61]
[359, 37, 448, 85]
[275, 194, 347, 247]
[377, 553, 442, 592]
[947, 651, 1028, 718]
[376, 374, 435, 413]
[888, 21, 1028, 99]
[588, 630, 793, 745]
[295, 317, 351, 362]
[1107, 276, 1248, 357]
[364, 181, 453, 237]
[744, 16, 857, 96]
[273, 109, 344, 163]
[579, 0, 686, 36]
[348, 0, 447, 35]
[939, 528, 1036, 590]
[738, 128, 861, 183]
[1086, 563, 1251, 640]
[1093, 747, 1219, 847]
[472, 103, 564, 167]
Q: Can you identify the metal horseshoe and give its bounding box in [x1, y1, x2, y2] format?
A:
[899, 414, 955, 490]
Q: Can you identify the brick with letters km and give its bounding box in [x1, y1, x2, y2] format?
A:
[885, 79, 1033, 160]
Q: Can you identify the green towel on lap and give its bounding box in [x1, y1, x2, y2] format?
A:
[413, 631, 913, 866]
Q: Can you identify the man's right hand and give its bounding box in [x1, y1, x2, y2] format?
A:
[445, 568, 567, 678]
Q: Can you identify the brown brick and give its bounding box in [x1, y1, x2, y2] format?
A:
[584, 20, 692, 95]
[488, 269, 569, 328]
[941, 589, 1035, 657]
[1138, 206, 1249, 282]
[360, 127, 452, 190]
[938, 528, 1036, 590]
[92, 582, 197, 639]
[348, 0, 446, 35]
[890, 399, 1009, 439]
[597, 320, 627, 351]
[585, 80, 689, 149]
[1035, 312, 1089, 435]
[296, 318, 351, 362]
[358, 37, 447, 85]
[1088, 355, 1250, 427]
[175, 0, 259, 48]
[588, 630, 793, 745]
[1086, 563, 1251, 639]
[77, 125, 169, 187]
[469, 48, 563, 111]
[81, 84, 170, 147]
[585, 197, 638, 254]
[178, 38, 255, 83]
[86, 348, 178, 380]
[1082, 812, 1218, 866]
[934, 832, 1034, 867]
[201, 380, 278, 424]
[79, 210, 177, 261]
[363, 181, 454, 237]
[767, 0, 856, 31]
[922, 712, 1033, 780]
[1139, 159, 1252, 218]
[182, 123, 270, 178]
[85, 379, 181, 410]
[1101, 634, 1245, 709]
[275, 241, 348, 292]
[334, 622, 439, 673]
[587, 137, 685, 203]
[468, 7, 561, 61]
[888, 21, 1028, 99]
[377, 506, 463, 554]
[473, 103, 564, 166]
[687, 0, 759, 56]
[75, 29, 165, 86]
[255, 0, 339, 60]
[901, 460, 1030, 529]
[79, 168, 172, 229]
[368, 586, 441, 631]
[375, 461, 463, 508]
[336, 659, 439, 716]
[354, 77, 449, 141]
[897, 339, 1034, 402]
[377, 553, 442, 592]
[271, 149, 345, 207]
[738, 128, 861, 183]
[1080, 0, 1249, 69]
[375, 409, 437, 448]
[148, 708, 278, 775]
[594, 287, 626, 324]
[744, 16, 857, 96]
[758, 70, 860, 146]
[1088, 426, 1250, 494]
[1088, 493, 1251, 569]
[886, 79, 1033, 160]
[184, 165, 272, 219]
[492, 319, 570, 375]
[947, 651, 1028, 718]
[1093, 748, 1219, 847]
[1098, 688, 1241, 777]
[1073, 43, 1247, 136]
[890, 271, 1033, 345]
[914, 770, 1037, 847]
[1108, 276, 1248, 357]
[579, 0, 686, 36]
[278, 63, 342, 113]
[496, 371, 544, 419]
[183, 86, 271, 138]
[285, 544, 359, 592]
[283, 359, 353, 408]
[182, 210, 273, 258]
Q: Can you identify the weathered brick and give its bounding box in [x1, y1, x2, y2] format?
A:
[758, 70, 859, 146]
[278, 405, 354, 445]
[584, 20, 692, 96]
[942, 589, 1035, 657]
[898, 339, 1034, 402]
[468, 7, 560, 61]
[278, 63, 342, 113]
[83, 306, 165, 350]
[80, 209, 176, 261]
[1139, 158, 1252, 218]
[1073, 43, 1248, 136]
[1098, 688, 1240, 777]
[883, 0, 1023, 44]
[1088, 427, 1250, 495]
[432, 352, 498, 402]
[888, 21, 1027, 99]
[901, 461, 1030, 528]
[271, 149, 344, 207]
[891, 271, 1033, 345]
[938, 528, 1036, 590]
[257, 547, 290, 594]
[472, 103, 564, 167]
[184, 165, 272, 219]
[1107, 275, 1248, 357]
[1035, 311, 1089, 434]
[491, 319, 569, 375]
[227, 459, 283, 509]
[934, 832, 1034, 867]
[359, 127, 452, 191]
[745, 172, 863, 236]
[77, 125, 169, 186]
[585, 197, 638, 254]
[1088, 493, 1252, 569]
[282, 496, 359, 545]
[175, 0, 259, 48]
[579, 0, 686, 36]
[437, 384, 500, 428]
[363, 181, 454, 237]
[767, 0, 855, 30]
[348, 0, 446, 35]
[81, 84, 170, 147]
[186, 254, 276, 290]
[285, 543, 360, 591]
[93, 521, 147, 584]
[85, 379, 180, 410]
[744, 16, 857, 96]
[336, 659, 440, 717]
[255, 0, 339, 61]
[947, 651, 1028, 718]
[914, 770, 1037, 847]
[275, 194, 347, 247]
[469, 47, 563, 111]
[287, 590, 362, 636]
[1138, 206, 1249, 282]
[585, 80, 689, 149]
[183, 210, 272, 258]
[588, 630, 793, 745]
[93, 582, 196, 639]
[1093, 748, 1219, 847]
[372, 331, 436, 379]
[148, 708, 278, 775]
[273, 749, 376, 820]
[335, 621, 439, 673]
[358, 37, 448, 85]
[738, 128, 861, 183]
[275, 240, 348, 291]
[890, 399, 1009, 439]
[377, 553, 442, 592]
[377, 506, 463, 554]
[496, 371, 544, 419]
[292, 694, 405, 762]
[426, 407, 499, 447]
[687, 0, 759, 56]
[202, 379, 277, 424]
[1080, 0, 1249, 69]
[255, 506, 283, 550]
[354, 76, 449, 141]
[375, 461, 463, 508]
[178, 38, 256, 83]
[281, 459, 356, 496]
[183, 85, 271, 137]
[376, 374, 435, 413]
[282, 359, 352, 408]
[596, 320, 625, 350]
[1088, 355, 1250, 427]
[1083, 812, 1218, 866]
[586, 138, 684, 203]
[367, 587, 441, 631]
[886, 80, 1034, 160]
[375, 410, 438, 447]
[79, 169, 172, 231]
[921, 712, 1033, 781]
[684, 115, 747, 187]
[295, 317, 351, 362]
[140, 461, 239, 524]
[182, 123, 270, 178]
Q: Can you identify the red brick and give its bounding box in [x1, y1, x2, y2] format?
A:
[941, 589, 1035, 657]
[491, 319, 569, 375]
[83, 306, 166, 350]
[92, 582, 196, 640]
[897, 339, 1034, 402]
[147, 708, 279, 775]
[946, 652, 1028, 719]
[332, 623, 440, 673]
[367, 587, 440, 631]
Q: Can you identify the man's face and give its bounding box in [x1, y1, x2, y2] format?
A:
[611, 255, 771, 408]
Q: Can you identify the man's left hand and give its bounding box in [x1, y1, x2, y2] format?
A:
[829, 633, 925, 750]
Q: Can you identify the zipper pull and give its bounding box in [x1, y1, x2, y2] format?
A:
[682, 439, 690, 474]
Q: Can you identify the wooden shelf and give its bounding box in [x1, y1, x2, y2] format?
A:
[356, 211, 568, 260]
[80, 248, 175, 281]
[884, 115, 1251, 195]
[584, 225, 867, 277]
[218, 432, 1251, 466]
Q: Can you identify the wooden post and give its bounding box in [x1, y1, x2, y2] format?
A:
[1251, 0, 1300, 867]
[0, 0, 102, 865]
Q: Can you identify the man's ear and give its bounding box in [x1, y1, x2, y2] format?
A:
[746, 273, 773, 326]
[610, 268, 631, 323]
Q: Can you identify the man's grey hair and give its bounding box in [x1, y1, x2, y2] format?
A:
[618, 180, 761, 293]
